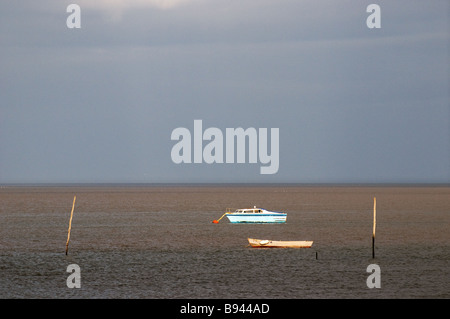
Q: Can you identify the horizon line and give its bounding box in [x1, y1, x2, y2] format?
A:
[1, 182, 449, 188]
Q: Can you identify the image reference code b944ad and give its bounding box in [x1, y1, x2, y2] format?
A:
[180, 303, 270, 316]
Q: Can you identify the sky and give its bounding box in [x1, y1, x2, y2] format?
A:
[0, 0, 449, 184]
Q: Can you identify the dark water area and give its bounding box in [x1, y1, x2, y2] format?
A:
[0, 185, 449, 299]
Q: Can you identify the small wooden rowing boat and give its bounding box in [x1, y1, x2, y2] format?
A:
[248, 238, 313, 248]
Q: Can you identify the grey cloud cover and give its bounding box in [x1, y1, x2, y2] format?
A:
[0, 0, 448, 183]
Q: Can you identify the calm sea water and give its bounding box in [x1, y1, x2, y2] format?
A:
[0, 185, 449, 299]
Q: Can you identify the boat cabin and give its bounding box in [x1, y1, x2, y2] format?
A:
[234, 208, 264, 214]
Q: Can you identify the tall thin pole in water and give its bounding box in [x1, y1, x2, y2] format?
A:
[66, 196, 76, 255]
[372, 197, 376, 259]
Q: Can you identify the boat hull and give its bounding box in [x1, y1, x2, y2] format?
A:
[226, 213, 286, 223]
[248, 238, 313, 248]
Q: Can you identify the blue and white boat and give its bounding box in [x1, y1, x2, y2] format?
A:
[225, 206, 287, 223]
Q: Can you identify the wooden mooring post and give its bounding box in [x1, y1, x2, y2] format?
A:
[372, 197, 376, 259]
[65, 196, 76, 255]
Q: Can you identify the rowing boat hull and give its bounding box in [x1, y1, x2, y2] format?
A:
[248, 238, 313, 248]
